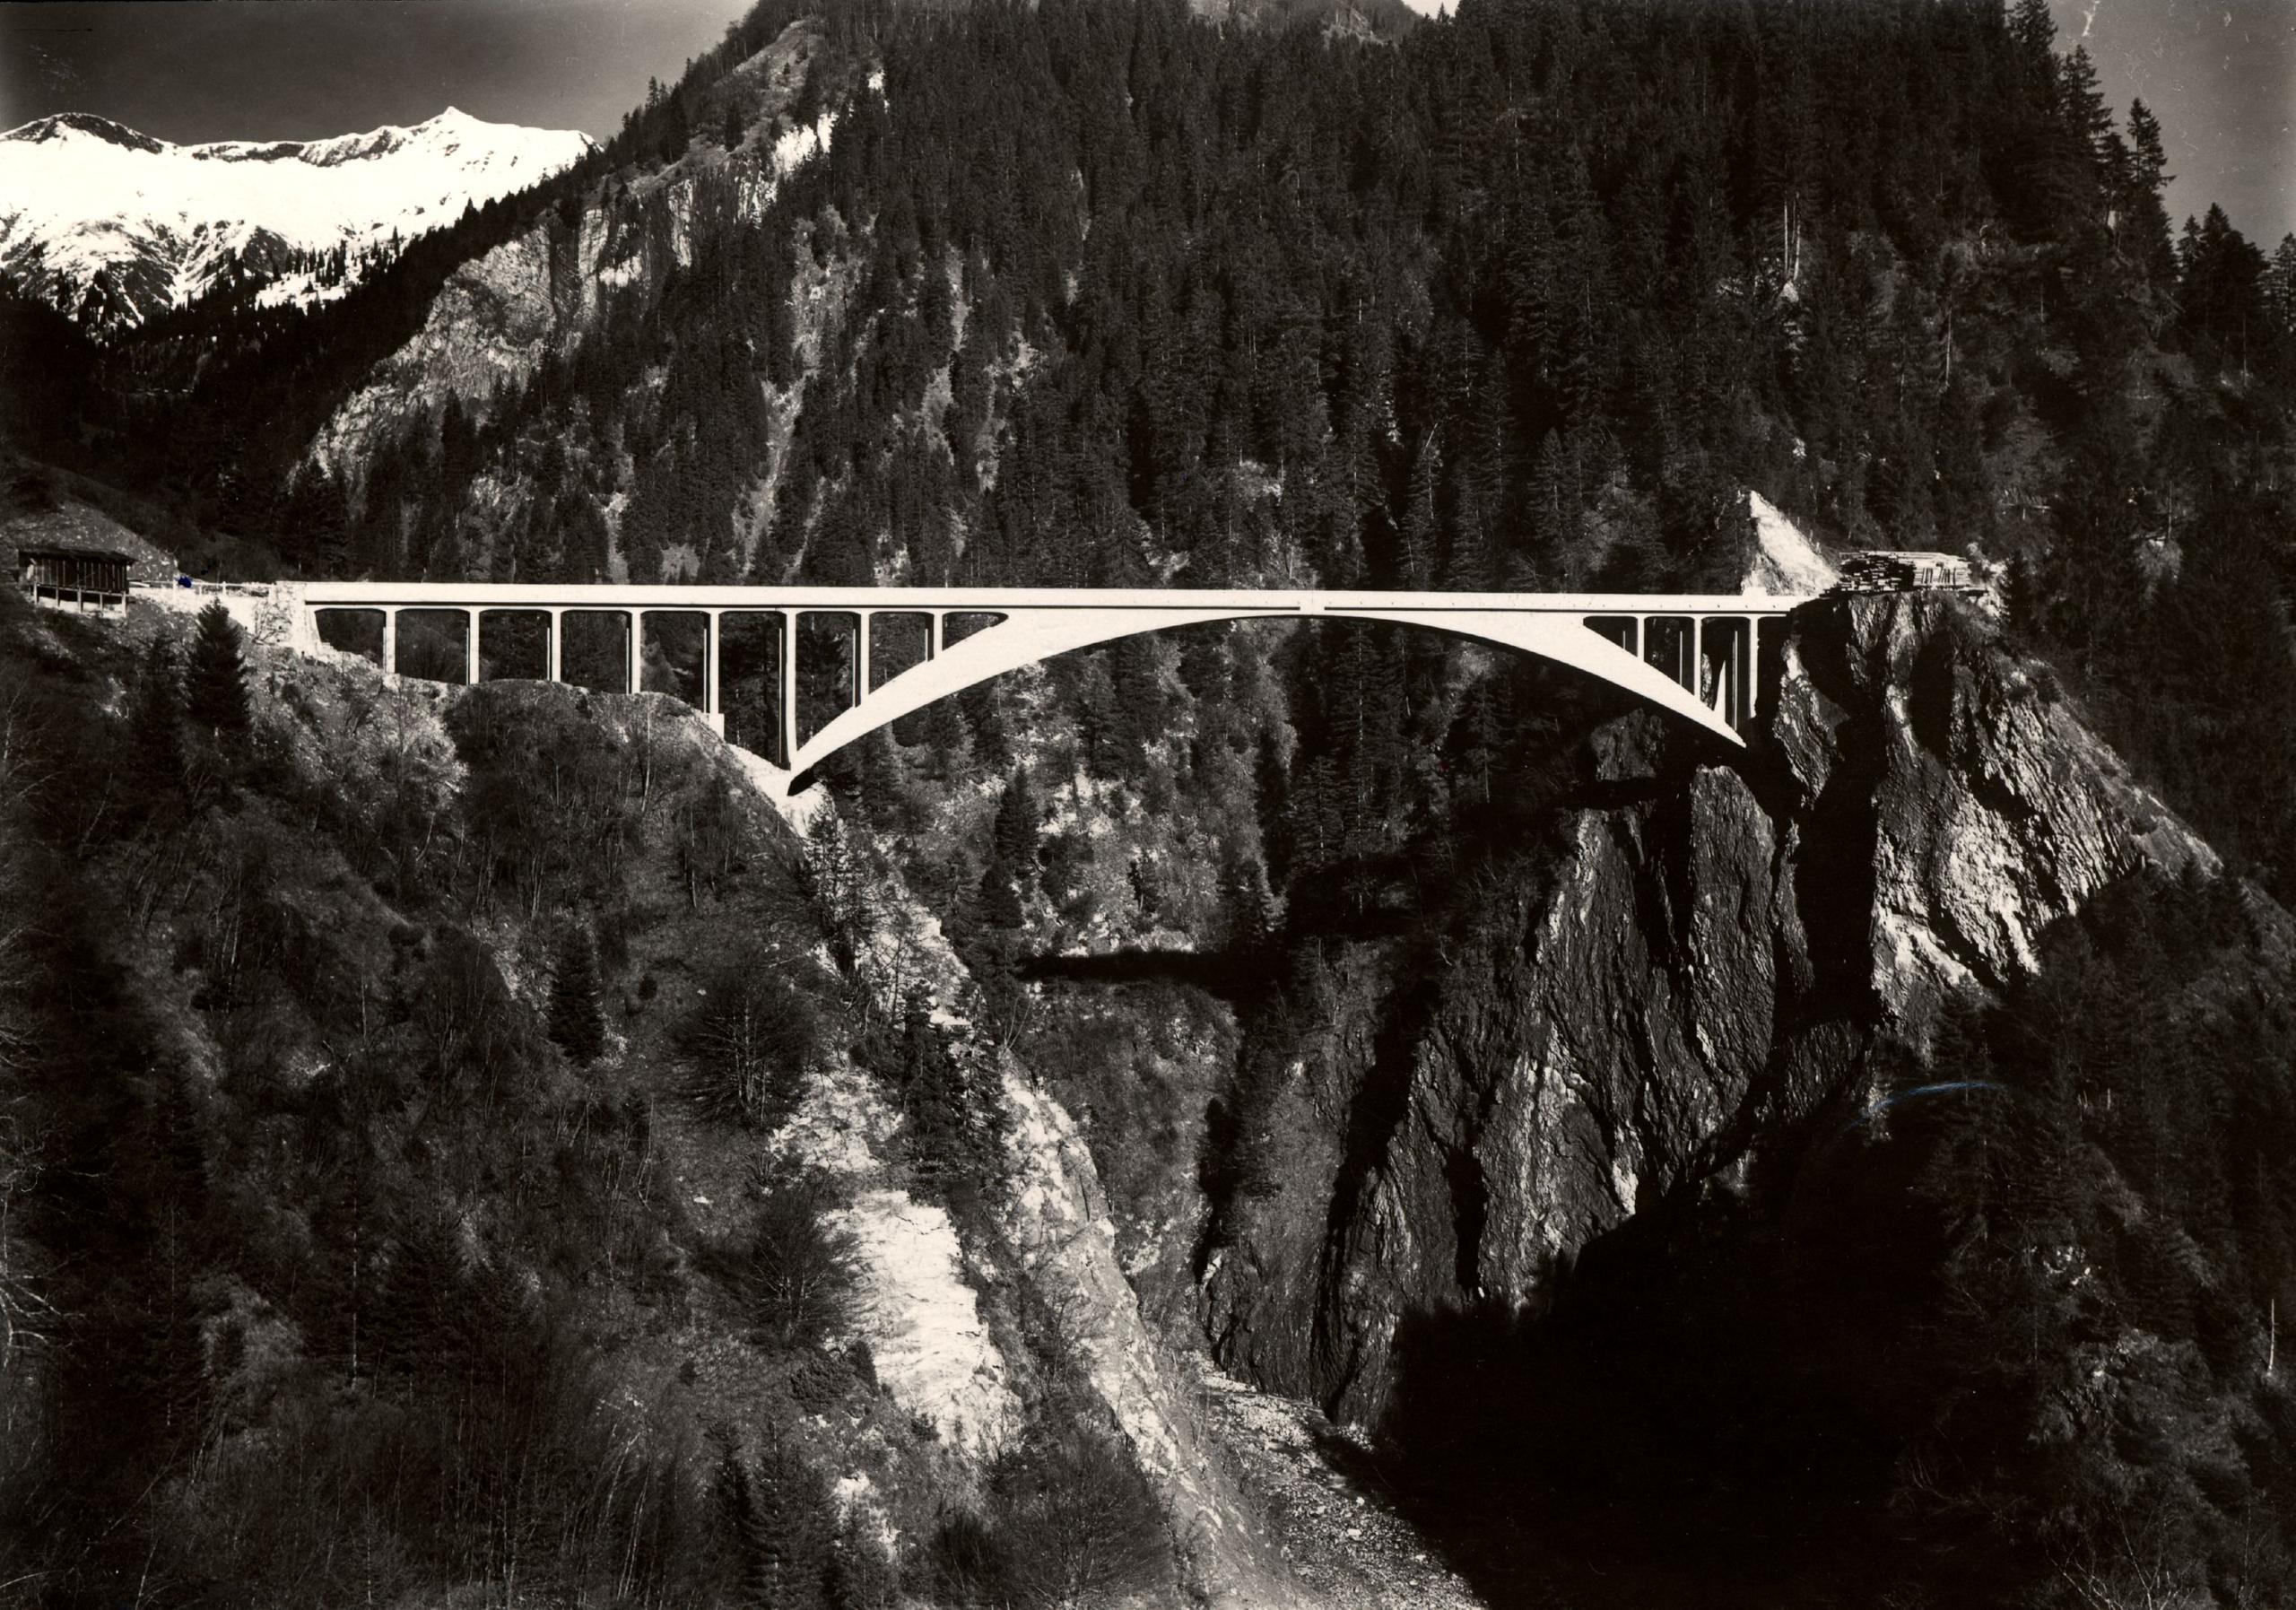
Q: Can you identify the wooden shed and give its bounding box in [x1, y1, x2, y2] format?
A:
[17, 545, 133, 615]
[0, 500, 179, 590]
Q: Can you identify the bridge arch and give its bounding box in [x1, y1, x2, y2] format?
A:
[289, 585, 1805, 800]
[785, 603, 1760, 793]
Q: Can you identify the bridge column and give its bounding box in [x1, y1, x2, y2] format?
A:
[628, 608, 641, 696]
[857, 610, 872, 704]
[382, 606, 397, 676]
[1748, 619, 1764, 722]
[704, 610, 721, 715]
[1645, 616, 1694, 692]
[465, 607, 481, 686]
[1694, 617, 1707, 706]
[546, 608, 563, 683]
[1735, 616, 1752, 727]
[782, 609, 802, 767]
[929, 611, 944, 657]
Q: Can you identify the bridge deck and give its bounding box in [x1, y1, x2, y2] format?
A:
[296, 583, 1806, 614]
[284, 584, 1814, 796]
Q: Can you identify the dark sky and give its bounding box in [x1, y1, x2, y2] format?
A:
[0, 0, 756, 146]
[4, 0, 2292, 244]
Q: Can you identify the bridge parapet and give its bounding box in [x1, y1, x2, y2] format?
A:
[291, 584, 1812, 798]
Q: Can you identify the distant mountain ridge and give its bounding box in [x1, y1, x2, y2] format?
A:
[0, 107, 594, 334]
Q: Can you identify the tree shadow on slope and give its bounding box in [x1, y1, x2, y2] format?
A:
[1015, 947, 1270, 1001]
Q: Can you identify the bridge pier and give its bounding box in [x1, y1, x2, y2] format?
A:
[1640, 614, 1698, 692]
[1689, 616, 1752, 727]
[781, 606, 800, 771]
[703, 610, 720, 718]
[1749, 618, 1765, 722]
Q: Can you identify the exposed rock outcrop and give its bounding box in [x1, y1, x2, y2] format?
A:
[1786, 592, 2214, 1029]
[1208, 592, 2223, 1424]
[307, 25, 839, 478]
[1002, 1073, 1316, 1607]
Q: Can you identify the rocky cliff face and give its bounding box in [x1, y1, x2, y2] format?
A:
[307, 22, 838, 481]
[1205, 593, 2222, 1424]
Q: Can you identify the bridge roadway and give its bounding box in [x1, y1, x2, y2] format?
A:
[289, 585, 1812, 796]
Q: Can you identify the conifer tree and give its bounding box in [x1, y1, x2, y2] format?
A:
[1110, 635, 1168, 757]
[185, 601, 250, 737]
[547, 923, 605, 1066]
[657, 96, 691, 166]
[1397, 432, 1441, 588]
[713, 1426, 832, 1610]
[1442, 450, 1492, 591]
[1224, 854, 1278, 967]
[892, 989, 985, 1190]
[824, 1514, 900, 1610]
[2266, 235, 2296, 335]
[2122, 100, 2179, 293]
[919, 696, 970, 779]
[978, 766, 1037, 930]
[853, 728, 903, 831]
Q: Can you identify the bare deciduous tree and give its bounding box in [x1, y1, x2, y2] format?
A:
[709, 1176, 865, 1353]
[676, 957, 818, 1128]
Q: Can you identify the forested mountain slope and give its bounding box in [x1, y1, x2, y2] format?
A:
[10, 548, 2296, 1608]
[0, 589, 1352, 1609]
[11, 0, 2296, 1606]
[11, 0, 2296, 888]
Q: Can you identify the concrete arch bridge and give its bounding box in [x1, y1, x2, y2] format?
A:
[290, 585, 1810, 798]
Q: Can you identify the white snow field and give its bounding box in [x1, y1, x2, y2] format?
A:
[0, 109, 592, 327]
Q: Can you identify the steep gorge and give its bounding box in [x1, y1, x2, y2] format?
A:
[965, 590, 2291, 1605]
[10, 476, 2296, 1610]
[13, 0, 2296, 1597]
[1199, 593, 2219, 1423]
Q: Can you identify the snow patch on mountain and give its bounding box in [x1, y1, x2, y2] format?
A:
[0, 108, 592, 330]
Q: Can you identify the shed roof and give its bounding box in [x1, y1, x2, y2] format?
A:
[0, 501, 178, 582]
[18, 544, 135, 564]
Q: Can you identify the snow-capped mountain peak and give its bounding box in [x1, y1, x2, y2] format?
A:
[9, 113, 167, 153]
[0, 108, 594, 333]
